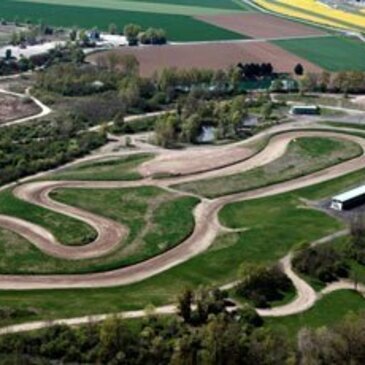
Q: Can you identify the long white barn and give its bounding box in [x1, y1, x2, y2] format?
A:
[331, 185, 365, 211]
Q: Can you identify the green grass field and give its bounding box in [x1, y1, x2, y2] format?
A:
[274, 36, 365, 72]
[266, 290, 365, 336]
[0, 187, 199, 274]
[175, 137, 362, 198]
[0, 0, 247, 41]
[2, 166, 365, 326]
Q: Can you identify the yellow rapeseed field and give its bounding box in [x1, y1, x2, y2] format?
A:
[254, 0, 365, 31]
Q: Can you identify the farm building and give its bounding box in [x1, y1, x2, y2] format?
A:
[290, 105, 320, 115]
[330, 185, 365, 211]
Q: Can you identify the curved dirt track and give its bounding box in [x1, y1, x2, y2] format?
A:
[256, 230, 349, 317]
[0, 130, 365, 290]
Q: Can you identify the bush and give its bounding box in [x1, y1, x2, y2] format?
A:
[293, 244, 349, 283]
[235, 264, 293, 308]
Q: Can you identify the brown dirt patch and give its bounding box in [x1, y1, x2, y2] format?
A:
[88, 41, 323, 77]
[0, 94, 40, 124]
[139, 145, 254, 177]
[196, 13, 327, 39]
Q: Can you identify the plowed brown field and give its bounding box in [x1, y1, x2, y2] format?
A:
[196, 13, 327, 39]
[88, 41, 323, 77]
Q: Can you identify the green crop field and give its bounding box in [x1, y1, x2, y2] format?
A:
[274, 36, 365, 72]
[18, 0, 245, 15]
[0, 0, 248, 41]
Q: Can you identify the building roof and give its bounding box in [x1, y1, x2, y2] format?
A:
[291, 105, 319, 110]
[332, 185, 365, 202]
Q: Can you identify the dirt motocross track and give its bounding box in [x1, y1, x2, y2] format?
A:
[0, 130, 364, 290]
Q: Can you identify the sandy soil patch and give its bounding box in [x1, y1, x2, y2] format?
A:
[139, 145, 254, 177]
[195, 13, 327, 39]
[352, 95, 365, 106]
[0, 93, 40, 124]
[88, 41, 323, 77]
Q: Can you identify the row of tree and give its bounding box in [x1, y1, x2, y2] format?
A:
[123, 23, 167, 46]
[297, 71, 365, 94]
[0, 285, 364, 364]
[153, 93, 250, 147]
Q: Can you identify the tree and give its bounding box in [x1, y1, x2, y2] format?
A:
[123, 23, 142, 46]
[154, 114, 179, 148]
[319, 71, 331, 92]
[69, 28, 77, 42]
[5, 49, 12, 60]
[294, 63, 304, 76]
[108, 23, 117, 35]
[113, 111, 125, 130]
[260, 101, 273, 121]
[181, 114, 201, 143]
[177, 287, 193, 323]
[99, 315, 131, 361]
[270, 79, 284, 92]
[78, 30, 89, 46]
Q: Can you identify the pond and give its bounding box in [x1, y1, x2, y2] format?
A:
[197, 126, 216, 143]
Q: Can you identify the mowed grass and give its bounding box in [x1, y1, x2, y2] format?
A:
[274, 36, 365, 72]
[46, 153, 153, 181]
[0, 187, 199, 274]
[0, 0, 245, 42]
[265, 290, 365, 337]
[2, 167, 364, 325]
[175, 137, 362, 198]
